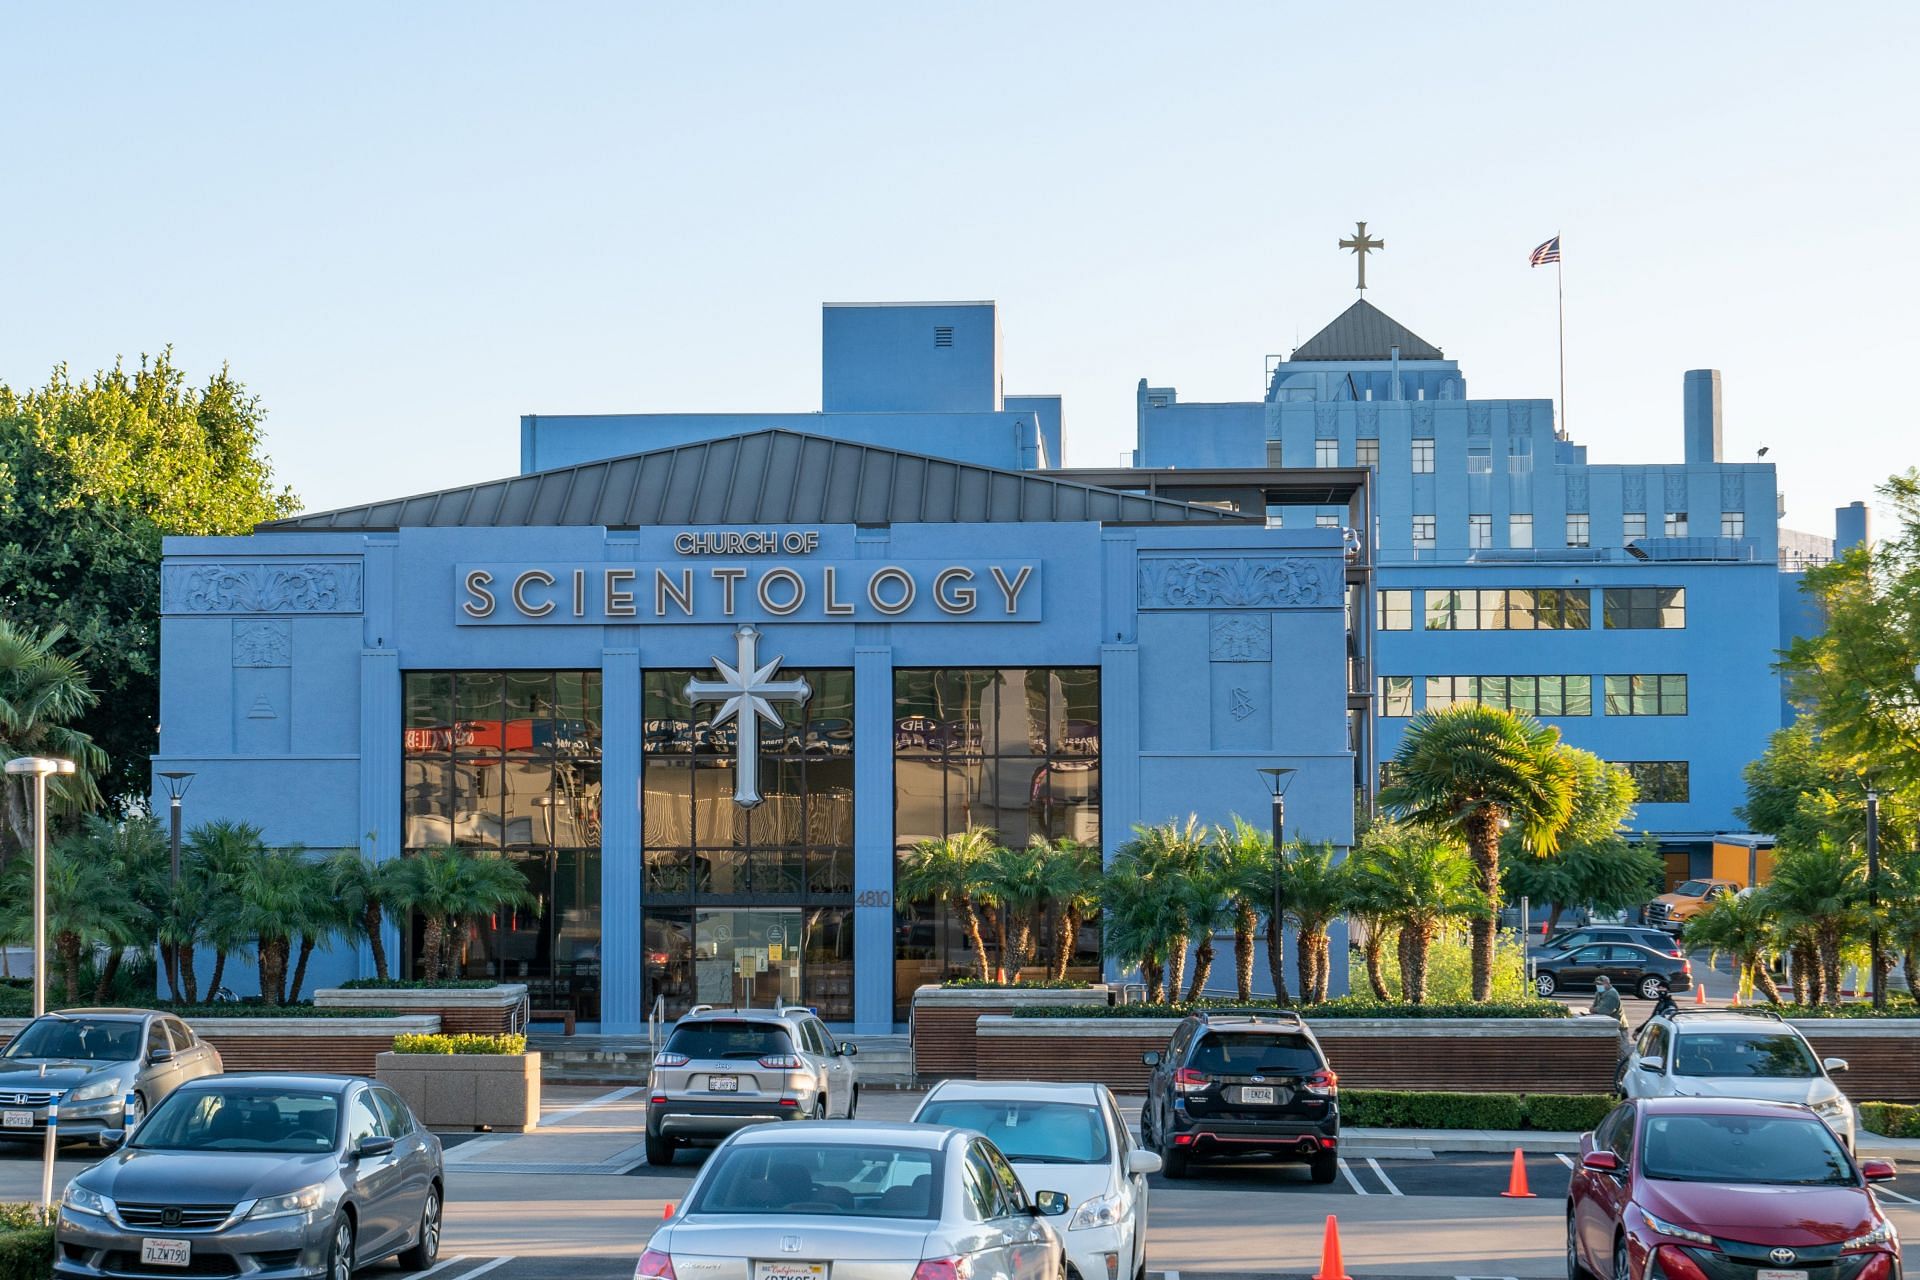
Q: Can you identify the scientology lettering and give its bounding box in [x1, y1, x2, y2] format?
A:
[455, 560, 1041, 625]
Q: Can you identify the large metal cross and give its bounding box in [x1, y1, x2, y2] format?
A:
[1339, 220, 1384, 292]
[684, 624, 812, 807]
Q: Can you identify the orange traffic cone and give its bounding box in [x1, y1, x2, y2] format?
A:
[1695, 982, 1708, 1005]
[1500, 1148, 1536, 1199]
[663, 1202, 675, 1219]
[1541, 919, 1550, 938]
[1313, 1215, 1351, 1280]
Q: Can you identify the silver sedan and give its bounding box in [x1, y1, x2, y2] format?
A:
[638, 1122, 1069, 1280]
[0, 1009, 222, 1146]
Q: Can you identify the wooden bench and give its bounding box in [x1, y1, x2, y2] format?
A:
[530, 1008, 576, 1036]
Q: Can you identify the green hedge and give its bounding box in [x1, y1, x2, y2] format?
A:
[336, 978, 500, 991]
[392, 1032, 527, 1055]
[1859, 1102, 1920, 1138]
[0, 1205, 52, 1280]
[1011, 996, 1570, 1020]
[938, 979, 1094, 990]
[1342, 1090, 1613, 1132]
[1769, 1001, 1920, 1020]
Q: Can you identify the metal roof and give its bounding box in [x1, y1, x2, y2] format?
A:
[258, 428, 1254, 532]
[1289, 299, 1443, 362]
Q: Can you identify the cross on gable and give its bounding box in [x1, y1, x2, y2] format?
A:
[684, 625, 812, 807]
[1339, 221, 1384, 292]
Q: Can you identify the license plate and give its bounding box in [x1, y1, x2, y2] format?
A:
[141, 1239, 192, 1268]
[709, 1076, 739, 1092]
[1239, 1087, 1276, 1105]
[2, 1111, 31, 1129]
[1757, 1272, 1806, 1280]
[754, 1264, 826, 1280]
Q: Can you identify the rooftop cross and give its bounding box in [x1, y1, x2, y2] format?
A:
[1339, 220, 1384, 292]
[684, 624, 812, 807]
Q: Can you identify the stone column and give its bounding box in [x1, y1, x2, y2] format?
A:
[851, 643, 894, 1034]
[599, 647, 643, 1033]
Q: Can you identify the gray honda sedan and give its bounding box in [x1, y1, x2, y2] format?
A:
[1, 1009, 222, 1146]
[55, 1074, 443, 1280]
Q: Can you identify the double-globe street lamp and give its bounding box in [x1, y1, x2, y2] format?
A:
[5, 755, 78, 1018]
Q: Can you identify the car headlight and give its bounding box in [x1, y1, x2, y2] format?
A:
[62, 1183, 113, 1218]
[245, 1184, 327, 1221]
[67, 1077, 122, 1103]
[1843, 1221, 1896, 1251]
[1068, 1190, 1124, 1232]
[1640, 1208, 1715, 1247]
[1814, 1095, 1851, 1118]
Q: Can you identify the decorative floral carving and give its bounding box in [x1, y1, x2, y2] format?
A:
[1138, 556, 1336, 609]
[1411, 403, 1434, 432]
[163, 562, 362, 614]
[1721, 472, 1744, 509]
[1209, 614, 1271, 662]
[1469, 404, 1492, 436]
[1665, 472, 1687, 513]
[1509, 404, 1531, 431]
[1566, 473, 1589, 513]
[1356, 402, 1378, 434]
[1314, 403, 1338, 436]
[232, 620, 291, 667]
[1623, 472, 1647, 512]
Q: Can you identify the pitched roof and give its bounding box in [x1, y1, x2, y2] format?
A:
[1290, 299, 1443, 361]
[258, 428, 1252, 531]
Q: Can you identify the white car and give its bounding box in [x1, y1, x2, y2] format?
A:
[1619, 1010, 1857, 1149]
[913, 1080, 1159, 1280]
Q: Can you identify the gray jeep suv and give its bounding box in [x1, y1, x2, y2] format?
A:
[645, 1007, 858, 1165]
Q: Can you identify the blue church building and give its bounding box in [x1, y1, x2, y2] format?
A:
[154, 292, 1853, 1032]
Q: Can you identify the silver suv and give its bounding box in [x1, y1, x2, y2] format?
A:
[645, 1007, 859, 1166]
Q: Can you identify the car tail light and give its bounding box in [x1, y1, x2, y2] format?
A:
[1172, 1068, 1209, 1095]
[1303, 1068, 1339, 1096]
[636, 1248, 677, 1280]
[653, 1052, 689, 1067]
[1652, 1245, 1711, 1280]
[912, 1258, 970, 1280]
[759, 1054, 805, 1069]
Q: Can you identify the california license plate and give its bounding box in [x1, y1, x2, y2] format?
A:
[709, 1076, 739, 1092]
[141, 1239, 191, 1268]
[754, 1264, 826, 1280]
[1239, 1087, 1276, 1105]
[2, 1111, 31, 1129]
[1757, 1272, 1806, 1280]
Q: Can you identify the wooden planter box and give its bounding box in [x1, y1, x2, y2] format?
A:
[910, 986, 1112, 1080]
[975, 1013, 1628, 1095]
[1, 1015, 442, 1076]
[375, 1051, 542, 1131]
[1793, 1020, 1920, 1103]
[313, 983, 529, 1035]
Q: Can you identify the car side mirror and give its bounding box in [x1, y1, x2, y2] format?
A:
[148, 1048, 174, 1065]
[1141, 1051, 1161, 1067]
[1581, 1151, 1621, 1174]
[1861, 1159, 1897, 1183]
[1031, 1190, 1069, 1217]
[353, 1136, 397, 1160]
[840, 1044, 858, 1057]
[1823, 1057, 1850, 1074]
[1636, 1056, 1665, 1075]
[1126, 1150, 1163, 1176]
[99, 1129, 124, 1151]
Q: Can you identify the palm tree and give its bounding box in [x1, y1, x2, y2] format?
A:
[327, 850, 407, 982]
[1116, 818, 1209, 996]
[184, 820, 268, 1002]
[1176, 854, 1233, 1002]
[1032, 837, 1102, 983]
[1686, 892, 1784, 1004]
[282, 850, 342, 1004]
[978, 842, 1053, 980]
[1882, 849, 1920, 999]
[56, 814, 166, 999]
[1280, 840, 1350, 1004]
[1346, 820, 1486, 1005]
[1212, 817, 1283, 1003]
[397, 847, 539, 982]
[1761, 841, 1869, 1006]
[1379, 704, 1578, 1001]
[227, 846, 325, 1005]
[1100, 855, 1171, 1001]
[897, 827, 997, 982]
[0, 621, 109, 864]
[0, 832, 141, 1003]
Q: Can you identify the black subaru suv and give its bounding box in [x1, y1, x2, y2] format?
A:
[1139, 1009, 1339, 1182]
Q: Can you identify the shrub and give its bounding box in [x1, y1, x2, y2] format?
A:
[937, 978, 1094, 991]
[0, 1205, 48, 1231]
[337, 978, 500, 991]
[1341, 1090, 1613, 1132]
[0, 1219, 53, 1280]
[1011, 997, 1569, 1020]
[1771, 1001, 1920, 1020]
[1859, 1102, 1920, 1138]
[391, 1032, 527, 1055]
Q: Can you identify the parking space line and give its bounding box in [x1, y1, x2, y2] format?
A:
[540, 1086, 642, 1127]
[412, 1254, 470, 1280]
[1363, 1156, 1403, 1196]
[1336, 1157, 1369, 1195]
[1555, 1154, 1577, 1170]
[460, 1257, 515, 1280]
[1875, 1186, 1919, 1205]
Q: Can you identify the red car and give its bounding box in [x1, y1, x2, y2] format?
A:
[1568, 1097, 1901, 1280]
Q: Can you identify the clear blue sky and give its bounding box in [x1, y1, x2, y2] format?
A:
[4, 3, 1914, 531]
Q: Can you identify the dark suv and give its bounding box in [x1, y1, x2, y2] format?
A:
[1542, 925, 1682, 958]
[1138, 1010, 1338, 1182]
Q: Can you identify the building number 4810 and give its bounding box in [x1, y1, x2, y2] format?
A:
[854, 890, 892, 908]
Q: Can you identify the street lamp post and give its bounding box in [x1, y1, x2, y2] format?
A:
[6, 756, 78, 1018]
[1256, 767, 1298, 999]
[1866, 784, 1885, 1011]
[157, 771, 195, 1000]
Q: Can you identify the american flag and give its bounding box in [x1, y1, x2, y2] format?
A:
[1530, 235, 1562, 266]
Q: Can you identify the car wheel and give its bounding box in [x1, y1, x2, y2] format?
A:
[813, 1098, 828, 1121]
[1613, 1236, 1631, 1280]
[1639, 976, 1664, 1001]
[1309, 1151, 1338, 1185]
[326, 1214, 355, 1280]
[1566, 1210, 1587, 1280]
[1138, 1102, 1153, 1146]
[396, 1187, 441, 1270]
[847, 1085, 859, 1119]
[1535, 973, 1558, 997]
[1160, 1134, 1188, 1179]
[645, 1131, 676, 1166]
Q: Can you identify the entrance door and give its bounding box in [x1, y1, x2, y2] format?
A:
[691, 909, 803, 1009]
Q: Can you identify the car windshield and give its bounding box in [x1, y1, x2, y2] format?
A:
[1189, 1032, 1322, 1076]
[1642, 1114, 1854, 1186]
[134, 1089, 340, 1154]
[1672, 1032, 1820, 1078]
[916, 1099, 1111, 1165]
[689, 1142, 942, 1219]
[665, 1021, 794, 1060]
[1674, 881, 1710, 897]
[1, 1017, 141, 1062]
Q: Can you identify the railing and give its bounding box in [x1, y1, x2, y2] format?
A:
[647, 994, 667, 1059]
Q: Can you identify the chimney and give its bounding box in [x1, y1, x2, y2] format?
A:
[1683, 369, 1722, 464]
[1835, 501, 1872, 554]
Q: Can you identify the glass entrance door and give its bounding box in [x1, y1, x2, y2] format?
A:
[693, 909, 803, 1010]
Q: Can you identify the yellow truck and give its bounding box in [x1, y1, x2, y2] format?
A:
[1642, 877, 1741, 935]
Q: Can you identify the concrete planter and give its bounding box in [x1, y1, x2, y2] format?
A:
[313, 983, 530, 1035]
[1791, 1020, 1920, 1103]
[375, 1051, 542, 1132]
[0, 1015, 440, 1076]
[910, 985, 1113, 1079]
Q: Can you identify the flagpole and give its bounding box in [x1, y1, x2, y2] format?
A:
[1555, 233, 1566, 438]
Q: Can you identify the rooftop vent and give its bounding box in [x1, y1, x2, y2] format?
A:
[933, 326, 954, 348]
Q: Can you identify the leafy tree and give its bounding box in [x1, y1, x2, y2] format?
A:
[1380, 704, 1578, 1001]
[1348, 820, 1487, 1005]
[1762, 841, 1870, 1006]
[0, 621, 109, 862]
[1685, 892, 1784, 1005]
[1112, 818, 1210, 997]
[0, 353, 299, 805]
[396, 846, 538, 983]
[62, 813, 166, 999]
[182, 819, 269, 1003]
[1281, 840, 1350, 1004]
[327, 851, 409, 983]
[1881, 849, 1920, 998]
[1032, 837, 1102, 984]
[1501, 749, 1656, 934]
[977, 842, 1052, 979]
[897, 827, 997, 982]
[1739, 723, 1918, 856]
[1213, 817, 1286, 1003]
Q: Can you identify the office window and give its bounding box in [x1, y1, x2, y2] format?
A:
[1377, 676, 1413, 717]
[1356, 438, 1379, 468]
[1510, 515, 1534, 549]
[1424, 588, 1590, 631]
[1604, 674, 1688, 716]
[1566, 514, 1590, 548]
[1377, 589, 1413, 631]
[1721, 511, 1745, 539]
[1665, 511, 1689, 537]
[1316, 513, 1340, 529]
[1412, 515, 1436, 549]
[1603, 587, 1686, 630]
[1623, 512, 1648, 540]
[1467, 451, 1493, 475]
[1615, 761, 1690, 804]
[1424, 675, 1591, 716]
[1315, 439, 1339, 468]
[1535, 588, 1592, 630]
[1412, 439, 1435, 473]
[1469, 515, 1492, 549]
